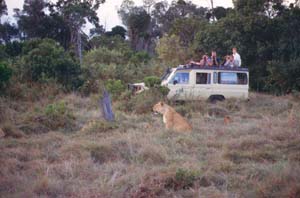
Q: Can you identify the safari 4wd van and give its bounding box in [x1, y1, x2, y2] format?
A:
[161, 65, 249, 101]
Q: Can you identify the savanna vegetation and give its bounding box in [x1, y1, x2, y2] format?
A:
[0, 0, 300, 197]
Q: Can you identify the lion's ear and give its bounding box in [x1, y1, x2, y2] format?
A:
[160, 101, 164, 106]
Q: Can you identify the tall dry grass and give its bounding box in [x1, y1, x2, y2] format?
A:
[0, 92, 299, 197]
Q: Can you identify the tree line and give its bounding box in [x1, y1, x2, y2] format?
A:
[0, 0, 300, 95]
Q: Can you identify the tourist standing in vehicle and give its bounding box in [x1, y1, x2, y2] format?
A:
[208, 51, 220, 66]
[224, 55, 234, 67]
[232, 47, 241, 67]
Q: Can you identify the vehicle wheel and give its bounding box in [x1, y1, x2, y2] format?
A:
[208, 95, 225, 103]
[174, 100, 185, 105]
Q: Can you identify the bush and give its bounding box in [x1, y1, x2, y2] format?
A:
[41, 101, 76, 131]
[144, 76, 161, 88]
[18, 39, 82, 89]
[118, 87, 168, 114]
[44, 101, 69, 117]
[129, 51, 151, 65]
[265, 59, 300, 95]
[157, 86, 170, 97]
[84, 47, 129, 66]
[105, 79, 126, 99]
[0, 62, 12, 89]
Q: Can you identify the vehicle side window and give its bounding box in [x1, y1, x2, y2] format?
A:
[196, 73, 211, 84]
[218, 72, 248, 85]
[169, 73, 189, 84]
[237, 73, 248, 85]
[213, 72, 218, 84]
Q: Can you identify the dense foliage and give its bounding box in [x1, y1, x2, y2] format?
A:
[0, 0, 299, 95]
[17, 39, 82, 89]
[0, 62, 12, 89]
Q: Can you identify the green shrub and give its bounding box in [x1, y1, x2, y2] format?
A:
[18, 39, 82, 89]
[79, 79, 99, 96]
[84, 47, 129, 65]
[105, 79, 126, 99]
[157, 86, 170, 96]
[129, 51, 151, 65]
[45, 101, 68, 117]
[0, 62, 12, 89]
[265, 59, 300, 95]
[144, 76, 161, 88]
[42, 101, 76, 131]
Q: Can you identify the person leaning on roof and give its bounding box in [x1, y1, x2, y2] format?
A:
[208, 51, 220, 66]
[232, 47, 241, 67]
[199, 55, 209, 66]
[189, 54, 208, 66]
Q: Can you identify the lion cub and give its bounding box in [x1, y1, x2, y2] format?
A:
[153, 102, 192, 132]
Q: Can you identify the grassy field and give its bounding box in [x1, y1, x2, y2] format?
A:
[0, 92, 300, 198]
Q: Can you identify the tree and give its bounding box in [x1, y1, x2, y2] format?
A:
[0, 0, 18, 44]
[55, 0, 105, 63]
[90, 25, 105, 37]
[212, 7, 231, 20]
[143, 0, 156, 13]
[151, 0, 208, 34]
[105, 25, 127, 39]
[0, 62, 12, 89]
[14, 0, 71, 48]
[119, 2, 151, 51]
[233, 0, 266, 15]
[156, 34, 191, 66]
[0, 23, 19, 44]
[169, 18, 206, 47]
[233, 0, 284, 17]
[89, 34, 131, 52]
[0, 0, 7, 21]
[16, 0, 48, 38]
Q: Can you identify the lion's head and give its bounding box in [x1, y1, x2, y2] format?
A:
[153, 101, 168, 114]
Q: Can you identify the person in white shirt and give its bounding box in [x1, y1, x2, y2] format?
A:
[232, 47, 241, 67]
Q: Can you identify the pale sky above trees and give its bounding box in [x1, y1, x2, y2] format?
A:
[5, 0, 233, 31]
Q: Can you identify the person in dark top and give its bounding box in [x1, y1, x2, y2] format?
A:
[208, 51, 220, 66]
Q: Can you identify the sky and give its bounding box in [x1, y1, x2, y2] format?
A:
[4, 0, 233, 31]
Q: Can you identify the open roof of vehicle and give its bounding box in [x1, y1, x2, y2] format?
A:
[176, 65, 249, 72]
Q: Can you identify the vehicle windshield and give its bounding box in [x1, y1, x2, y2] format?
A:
[161, 68, 173, 81]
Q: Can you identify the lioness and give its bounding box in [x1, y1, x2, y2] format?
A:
[153, 102, 192, 132]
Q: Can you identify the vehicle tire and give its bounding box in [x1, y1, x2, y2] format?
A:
[208, 95, 225, 103]
[174, 100, 185, 105]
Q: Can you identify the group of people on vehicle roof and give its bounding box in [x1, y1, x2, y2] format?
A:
[189, 47, 242, 68]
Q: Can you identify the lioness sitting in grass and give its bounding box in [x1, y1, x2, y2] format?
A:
[153, 102, 192, 132]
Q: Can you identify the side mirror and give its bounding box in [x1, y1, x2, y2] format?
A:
[173, 80, 178, 85]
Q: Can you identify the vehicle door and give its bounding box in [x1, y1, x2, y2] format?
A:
[192, 72, 212, 100]
[167, 71, 192, 100]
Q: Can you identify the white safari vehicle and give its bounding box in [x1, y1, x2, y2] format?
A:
[161, 65, 249, 101]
